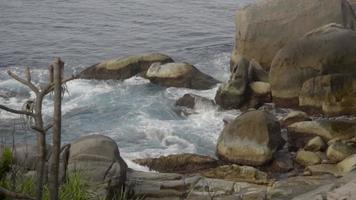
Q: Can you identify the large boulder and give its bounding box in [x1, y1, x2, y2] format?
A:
[146, 62, 219, 90]
[79, 53, 174, 80]
[216, 110, 283, 166]
[215, 56, 249, 109]
[67, 135, 127, 198]
[232, 0, 356, 71]
[299, 74, 356, 116]
[326, 141, 356, 163]
[287, 120, 356, 150]
[270, 24, 356, 108]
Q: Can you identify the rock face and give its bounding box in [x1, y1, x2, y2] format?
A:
[216, 110, 283, 166]
[280, 110, 311, 128]
[232, 0, 356, 71]
[299, 74, 356, 116]
[295, 150, 322, 167]
[287, 119, 356, 150]
[133, 154, 219, 174]
[215, 56, 249, 109]
[305, 136, 326, 152]
[79, 53, 174, 80]
[67, 135, 127, 197]
[270, 24, 356, 109]
[326, 141, 356, 163]
[146, 63, 219, 90]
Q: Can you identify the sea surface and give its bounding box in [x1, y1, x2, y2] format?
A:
[0, 0, 256, 169]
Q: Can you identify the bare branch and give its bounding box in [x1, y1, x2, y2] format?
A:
[31, 126, 44, 133]
[42, 74, 78, 95]
[7, 71, 39, 94]
[25, 66, 31, 82]
[0, 186, 35, 200]
[0, 104, 34, 117]
[45, 124, 53, 132]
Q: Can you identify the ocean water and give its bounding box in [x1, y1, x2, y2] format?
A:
[0, 0, 256, 169]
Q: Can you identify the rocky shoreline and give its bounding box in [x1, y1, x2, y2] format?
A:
[2, 0, 356, 199]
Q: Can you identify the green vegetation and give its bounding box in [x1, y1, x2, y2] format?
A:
[0, 148, 13, 181]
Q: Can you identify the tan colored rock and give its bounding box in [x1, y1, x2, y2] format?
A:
[299, 73, 356, 116]
[133, 153, 219, 174]
[216, 110, 283, 166]
[215, 55, 249, 109]
[201, 164, 269, 184]
[247, 59, 269, 82]
[79, 53, 174, 80]
[281, 110, 311, 127]
[67, 135, 127, 197]
[232, 0, 356, 71]
[146, 62, 219, 90]
[307, 154, 356, 176]
[287, 120, 356, 150]
[327, 141, 356, 163]
[295, 150, 322, 167]
[270, 24, 356, 108]
[305, 136, 326, 152]
[249, 81, 270, 96]
[327, 179, 356, 200]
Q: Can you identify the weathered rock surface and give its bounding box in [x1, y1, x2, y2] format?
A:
[327, 141, 356, 163]
[287, 120, 356, 150]
[175, 93, 214, 110]
[216, 110, 283, 166]
[281, 110, 311, 128]
[295, 150, 322, 167]
[215, 56, 249, 109]
[201, 164, 269, 184]
[270, 24, 356, 109]
[232, 0, 356, 71]
[269, 150, 294, 173]
[305, 136, 326, 152]
[299, 74, 356, 116]
[146, 62, 219, 90]
[133, 154, 219, 174]
[79, 53, 174, 80]
[307, 154, 356, 177]
[247, 59, 269, 82]
[67, 135, 127, 198]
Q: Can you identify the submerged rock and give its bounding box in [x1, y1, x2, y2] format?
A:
[216, 110, 283, 166]
[133, 153, 219, 174]
[270, 24, 356, 109]
[146, 62, 219, 90]
[175, 93, 214, 109]
[79, 53, 174, 80]
[299, 73, 356, 116]
[67, 135, 127, 198]
[231, 0, 356, 71]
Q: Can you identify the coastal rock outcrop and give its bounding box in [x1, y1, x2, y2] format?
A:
[79, 53, 174, 80]
[269, 24, 356, 110]
[326, 141, 356, 163]
[216, 110, 283, 166]
[299, 74, 356, 116]
[146, 62, 219, 89]
[231, 0, 356, 71]
[67, 134, 127, 198]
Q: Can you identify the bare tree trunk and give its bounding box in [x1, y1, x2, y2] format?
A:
[49, 58, 63, 200]
[35, 95, 46, 200]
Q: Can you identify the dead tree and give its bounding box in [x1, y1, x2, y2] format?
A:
[0, 58, 76, 200]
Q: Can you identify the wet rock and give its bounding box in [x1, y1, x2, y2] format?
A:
[146, 62, 219, 90]
[299, 73, 356, 116]
[327, 141, 356, 163]
[287, 120, 356, 150]
[295, 150, 322, 167]
[215, 55, 249, 109]
[232, 0, 356, 71]
[175, 93, 214, 110]
[133, 154, 219, 174]
[216, 110, 283, 166]
[305, 136, 326, 152]
[79, 53, 174, 80]
[270, 24, 356, 109]
[281, 110, 311, 128]
[201, 164, 269, 184]
[67, 135, 127, 198]
[269, 150, 294, 173]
